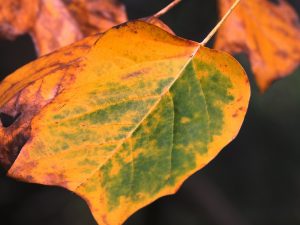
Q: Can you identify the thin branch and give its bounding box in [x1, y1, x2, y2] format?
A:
[153, 0, 182, 18]
[201, 0, 241, 46]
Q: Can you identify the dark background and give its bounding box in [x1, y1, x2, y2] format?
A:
[0, 0, 300, 225]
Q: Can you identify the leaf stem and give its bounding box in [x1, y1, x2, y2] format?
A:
[201, 0, 241, 46]
[153, 0, 182, 18]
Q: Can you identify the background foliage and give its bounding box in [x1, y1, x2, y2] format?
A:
[0, 0, 299, 225]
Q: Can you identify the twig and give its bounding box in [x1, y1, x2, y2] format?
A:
[201, 0, 241, 46]
[153, 0, 182, 18]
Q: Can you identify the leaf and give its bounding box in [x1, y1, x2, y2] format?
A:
[142, 16, 175, 34]
[31, 0, 84, 57]
[0, 0, 39, 39]
[215, 0, 300, 91]
[0, 21, 250, 225]
[0, 34, 100, 169]
[64, 0, 127, 35]
[0, 0, 127, 56]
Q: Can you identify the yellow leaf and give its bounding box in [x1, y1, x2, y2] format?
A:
[0, 21, 250, 225]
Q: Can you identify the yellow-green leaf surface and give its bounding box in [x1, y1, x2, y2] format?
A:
[0, 21, 250, 225]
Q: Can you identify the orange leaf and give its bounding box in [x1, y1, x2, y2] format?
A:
[0, 34, 100, 169]
[215, 0, 300, 91]
[31, 0, 84, 57]
[0, 0, 127, 56]
[142, 16, 175, 34]
[0, 0, 39, 39]
[64, 0, 127, 35]
[0, 20, 250, 225]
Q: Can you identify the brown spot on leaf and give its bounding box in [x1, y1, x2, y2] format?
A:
[45, 172, 69, 188]
[122, 71, 142, 80]
[232, 111, 238, 117]
[0, 46, 84, 169]
[102, 215, 109, 225]
[122, 68, 151, 80]
[236, 96, 243, 102]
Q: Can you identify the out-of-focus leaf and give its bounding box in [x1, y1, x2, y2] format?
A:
[215, 0, 300, 91]
[64, 0, 127, 35]
[31, 0, 84, 56]
[0, 0, 127, 56]
[0, 0, 39, 39]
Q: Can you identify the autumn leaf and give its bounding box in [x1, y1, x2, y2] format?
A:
[0, 0, 127, 56]
[0, 20, 250, 225]
[215, 0, 300, 91]
[0, 0, 39, 39]
[64, 0, 127, 35]
[0, 33, 100, 169]
[31, 0, 84, 57]
[142, 16, 175, 34]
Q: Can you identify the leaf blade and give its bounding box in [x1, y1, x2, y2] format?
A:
[2, 21, 250, 225]
[215, 0, 300, 91]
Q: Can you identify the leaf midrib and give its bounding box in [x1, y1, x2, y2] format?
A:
[73, 45, 200, 191]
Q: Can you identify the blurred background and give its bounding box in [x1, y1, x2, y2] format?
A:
[0, 0, 300, 225]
